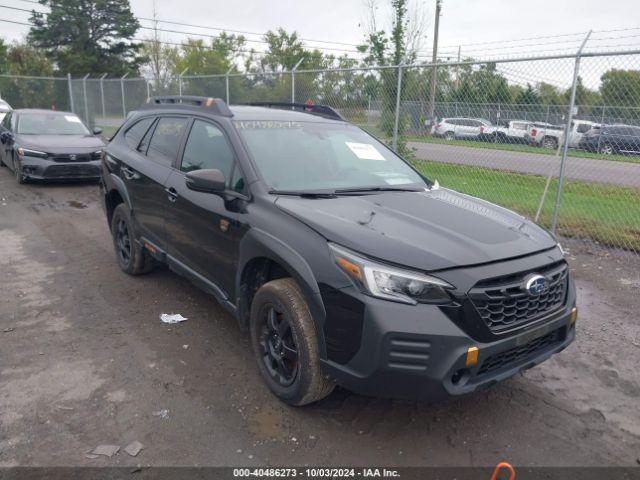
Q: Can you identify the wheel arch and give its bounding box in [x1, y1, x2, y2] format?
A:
[236, 228, 327, 354]
[105, 173, 132, 228]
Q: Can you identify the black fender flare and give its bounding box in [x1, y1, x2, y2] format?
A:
[108, 173, 133, 212]
[235, 228, 327, 353]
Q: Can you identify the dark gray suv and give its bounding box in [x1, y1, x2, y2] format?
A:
[101, 96, 577, 406]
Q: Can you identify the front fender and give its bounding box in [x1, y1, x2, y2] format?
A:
[236, 227, 327, 355]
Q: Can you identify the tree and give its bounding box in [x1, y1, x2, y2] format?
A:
[0, 41, 61, 109]
[515, 84, 540, 105]
[359, 0, 427, 153]
[536, 82, 563, 106]
[29, 0, 143, 75]
[0, 39, 9, 74]
[260, 28, 324, 72]
[600, 69, 640, 108]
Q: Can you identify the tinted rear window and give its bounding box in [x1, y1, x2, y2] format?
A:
[125, 117, 155, 149]
[147, 117, 189, 166]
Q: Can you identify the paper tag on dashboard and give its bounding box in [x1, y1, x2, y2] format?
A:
[345, 142, 385, 161]
[65, 115, 81, 123]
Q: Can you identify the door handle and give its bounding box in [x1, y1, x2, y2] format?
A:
[121, 166, 139, 180]
[165, 187, 178, 202]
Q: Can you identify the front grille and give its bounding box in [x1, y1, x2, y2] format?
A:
[469, 261, 568, 333]
[51, 153, 98, 163]
[478, 328, 563, 376]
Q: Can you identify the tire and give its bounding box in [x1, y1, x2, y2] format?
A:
[542, 136, 558, 149]
[13, 155, 26, 184]
[250, 278, 334, 406]
[444, 131, 454, 141]
[110, 203, 155, 275]
[599, 143, 614, 155]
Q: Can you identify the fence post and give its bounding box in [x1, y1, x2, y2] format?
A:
[225, 67, 233, 104]
[99, 73, 107, 119]
[551, 31, 592, 233]
[67, 73, 75, 113]
[82, 74, 90, 125]
[146, 80, 151, 100]
[291, 58, 304, 103]
[120, 73, 129, 117]
[597, 105, 606, 152]
[392, 64, 404, 152]
[178, 68, 188, 96]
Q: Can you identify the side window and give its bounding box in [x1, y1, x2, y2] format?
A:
[138, 119, 157, 153]
[180, 119, 235, 180]
[577, 123, 591, 134]
[125, 117, 155, 149]
[1, 112, 10, 130]
[230, 164, 246, 194]
[147, 117, 189, 166]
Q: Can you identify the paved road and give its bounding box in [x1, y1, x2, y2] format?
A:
[1, 169, 639, 467]
[409, 142, 640, 188]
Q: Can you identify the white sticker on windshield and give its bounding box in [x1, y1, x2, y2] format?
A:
[376, 172, 414, 185]
[345, 142, 385, 161]
[65, 115, 82, 123]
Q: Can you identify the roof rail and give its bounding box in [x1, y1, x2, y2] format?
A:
[244, 102, 344, 121]
[142, 96, 233, 117]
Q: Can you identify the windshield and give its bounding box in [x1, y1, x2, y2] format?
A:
[18, 113, 91, 135]
[235, 120, 427, 192]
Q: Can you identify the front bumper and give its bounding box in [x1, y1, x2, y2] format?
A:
[20, 156, 101, 180]
[320, 257, 576, 402]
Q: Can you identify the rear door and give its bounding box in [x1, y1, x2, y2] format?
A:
[164, 118, 249, 300]
[121, 115, 190, 250]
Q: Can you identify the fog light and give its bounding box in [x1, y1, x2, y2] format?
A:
[465, 346, 479, 367]
[570, 307, 578, 325]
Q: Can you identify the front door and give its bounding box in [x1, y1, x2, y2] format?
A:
[164, 118, 247, 301]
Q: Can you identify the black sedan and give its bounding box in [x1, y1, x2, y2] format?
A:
[0, 109, 105, 183]
[579, 124, 640, 155]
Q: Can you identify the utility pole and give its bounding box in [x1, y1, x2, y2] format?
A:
[427, 0, 442, 127]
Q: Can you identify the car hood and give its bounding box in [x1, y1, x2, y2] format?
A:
[18, 135, 104, 153]
[276, 188, 557, 271]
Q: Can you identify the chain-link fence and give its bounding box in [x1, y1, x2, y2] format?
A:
[2, 48, 639, 258]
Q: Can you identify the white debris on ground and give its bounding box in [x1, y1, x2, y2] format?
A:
[159, 313, 188, 324]
[152, 409, 170, 419]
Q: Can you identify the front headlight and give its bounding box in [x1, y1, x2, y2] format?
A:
[17, 147, 47, 158]
[329, 243, 454, 305]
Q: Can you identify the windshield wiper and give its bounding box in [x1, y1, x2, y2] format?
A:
[269, 189, 338, 199]
[334, 186, 423, 194]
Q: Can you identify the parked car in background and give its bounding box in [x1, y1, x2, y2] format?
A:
[0, 99, 11, 123]
[0, 109, 105, 184]
[432, 117, 493, 140]
[578, 124, 640, 155]
[524, 119, 598, 149]
[487, 120, 531, 144]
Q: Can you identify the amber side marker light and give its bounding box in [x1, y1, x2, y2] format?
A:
[465, 346, 479, 367]
[570, 307, 578, 325]
[336, 257, 362, 281]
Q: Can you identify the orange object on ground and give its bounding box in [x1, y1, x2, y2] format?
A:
[489, 462, 516, 480]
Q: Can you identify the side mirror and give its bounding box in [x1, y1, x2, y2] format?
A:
[92, 127, 103, 135]
[0, 131, 13, 144]
[185, 169, 226, 194]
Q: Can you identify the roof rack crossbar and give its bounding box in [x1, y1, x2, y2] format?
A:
[142, 95, 233, 117]
[243, 102, 344, 121]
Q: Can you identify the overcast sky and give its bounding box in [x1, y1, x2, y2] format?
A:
[1, 0, 639, 88]
[2, 0, 639, 55]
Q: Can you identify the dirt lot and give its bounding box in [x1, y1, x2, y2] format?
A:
[1, 166, 639, 467]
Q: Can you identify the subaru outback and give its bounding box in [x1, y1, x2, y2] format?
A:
[100, 96, 577, 406]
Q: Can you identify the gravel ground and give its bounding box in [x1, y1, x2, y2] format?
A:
[1, 167, 639, 467]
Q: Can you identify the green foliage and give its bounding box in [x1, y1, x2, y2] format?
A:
[29, 0, 143, 75]
[599, 69, 640, 120]
[0, 42, 65, 109]
[514, 84, 540, 105]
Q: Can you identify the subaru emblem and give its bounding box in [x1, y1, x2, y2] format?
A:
[525, 274, 547, 296]
[69, 154, 77, 161]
